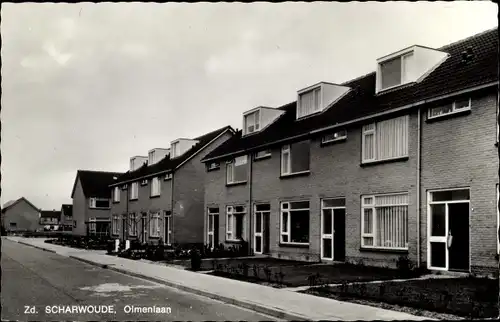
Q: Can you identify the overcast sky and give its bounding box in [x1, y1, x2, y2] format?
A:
[1, 2, 497, 210]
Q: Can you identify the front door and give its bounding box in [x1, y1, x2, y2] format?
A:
[207, 208, 219, 248]
[164, 212, 172, 245]
[254, 204, 270, 255]
[321, 198, 346, 261]
[428, 189, 470, 271]
[121, 216, 127, 240]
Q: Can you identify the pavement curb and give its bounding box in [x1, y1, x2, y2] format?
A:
[69, 255, 310, 321]
[18, 241, 57, 253]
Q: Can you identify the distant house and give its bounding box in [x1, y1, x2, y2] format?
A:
[109, 126, 234, 245]
[40, 210, 61, 230]
[1, 197, 41, 232]
[60, 204, 73, 232]
[71, 170, 123, 236]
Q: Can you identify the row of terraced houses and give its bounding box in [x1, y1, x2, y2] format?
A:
[68, 28, 498, 275]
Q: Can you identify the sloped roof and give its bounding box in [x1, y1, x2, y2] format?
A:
[71, 170, 124, 199]
[1, 197, 40, 214]
[40, 210, 61, 219]
[61, 204, 73, 217]
[111, 126, 234, 185]
[203, 28, 498, 162]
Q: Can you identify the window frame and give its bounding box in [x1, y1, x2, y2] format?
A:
[128, 213, 137, 236]
[150, 177, 161, 197]
[207, 207, 219, 248]
[164, 211, 172, 245]
[427, 98, 472, 120]
[280, 201, 310, 246]
[226, 155, 248, 185]
[149, 212, 161, 238]
[171, 142, 180, 158]
[226, 205, 246, 242]
[207, 162, 220, 171]
[280, 141, 310, 176]
[297, 86, 322, 119]
[254, 149, 272, 160]
[378, 51, 413, 92]
[113, 186, 120, 203]
[361, 115, 409, 164]
[89, 217, 97, 234]
[129, 182, 139, 200]
[361, 192, 409, 250]
[321, 129, 347, 144]
[112, 214, 119, 235]
[244, 110, 261, 134]
[164, 173, 172, 181]
[89, 198, 110, 209]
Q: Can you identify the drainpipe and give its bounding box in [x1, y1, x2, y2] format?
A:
[416, 108, 421, 268]
[248, 154, 253, 256]
[125, 186, 129, 243]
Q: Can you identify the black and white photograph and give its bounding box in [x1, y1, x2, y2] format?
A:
[1, 1, 499, 321]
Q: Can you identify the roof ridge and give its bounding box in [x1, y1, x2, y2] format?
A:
[78, 169, 124, 174]
[193, 125, 231, 140]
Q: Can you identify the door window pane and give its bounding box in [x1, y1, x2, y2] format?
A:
[431, 204, 446, 236]
[322, 239, 332, 259]
[322, 210, 332, 234]
[363, 209, 373, 233]
[255, 236, 262, 253]
[255, 213, 262, 233]
[432, 189, 470, 202]
[323, 198, 346, 208]
[290, 210, 309, 243]
[430, 242, 446, 268]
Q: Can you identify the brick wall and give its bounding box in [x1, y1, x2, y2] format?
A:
[420, 89, 498, 274]
[2, 200, 40, 232]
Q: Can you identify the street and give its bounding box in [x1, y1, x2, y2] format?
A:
[1, 239, 276, 321]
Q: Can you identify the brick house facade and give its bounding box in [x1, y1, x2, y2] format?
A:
[202, 28, 499, 274]
[109, 126, 234, 246]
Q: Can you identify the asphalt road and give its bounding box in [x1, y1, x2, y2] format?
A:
[1, 239, 277, 321]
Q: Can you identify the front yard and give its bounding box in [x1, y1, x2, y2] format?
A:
[303, 276, 499, 319]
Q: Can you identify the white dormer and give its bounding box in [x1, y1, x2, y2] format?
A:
[130, 156, 148, 171]
[148, 148, 170, 166]
[243, 106, 285, 136]
[296, 82, 350, 119]
[376, 45, 449, 94]
[170, 138, 199, 158]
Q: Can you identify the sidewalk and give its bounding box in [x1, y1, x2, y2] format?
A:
[6, 237, 432, 321]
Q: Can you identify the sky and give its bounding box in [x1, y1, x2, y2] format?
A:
[1, 2, 498, 210]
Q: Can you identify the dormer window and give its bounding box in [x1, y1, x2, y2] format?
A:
[171, 142, 180, 158]
[379, 52, 413, 91]
[298, 87, 321, 118]
[244, 110, 260, 134]
[148, 150, 155, 165]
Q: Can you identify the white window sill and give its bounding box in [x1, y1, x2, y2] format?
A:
[280, 170, 310, 178]
[150, 194, 161, 198]
[361, 156, 409, 166]
[129, 198, 138, 201]
[226, 181, 247, 187]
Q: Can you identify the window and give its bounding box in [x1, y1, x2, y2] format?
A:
[130, 182, 139, 200]
[141, 179, 148, 186]
[280, 201, 310, 244]
[150, 177, 161, 197]
[322, 129, 347, 144]
[113, 187, 120, 203]
[149, 212, 161, 238]
[207, 162, 220, 171]
[89, 217, 96, 234]
[361, 193, 409, 250]
[362, 115, 409, 163]
[428, 98, 471, 119]
[112, 215, 119, 235]
[171, 142, 180, 158]
[226, 206, 246, 241]
[148, 150, 155, 165]
[226, 155, 248, 184]
[379, 52, 413, 90]
[164, 211, 172, 245]
[208, 208, 219, 248]
[128, 213, 137, 236]
[9, 222, 17, 228]
[298, 87, 321, 118]
[281, 141, 310, 175]
[254, 149, 271, 160]
[121, 184, 128, 190]
[89, 198, 110, 209]
[164, 173, 172, 181]
[244, 110, 260, 134]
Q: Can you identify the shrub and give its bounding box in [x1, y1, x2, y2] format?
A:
[190, 248, 202, 271]
[396, 255, 415, 276]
